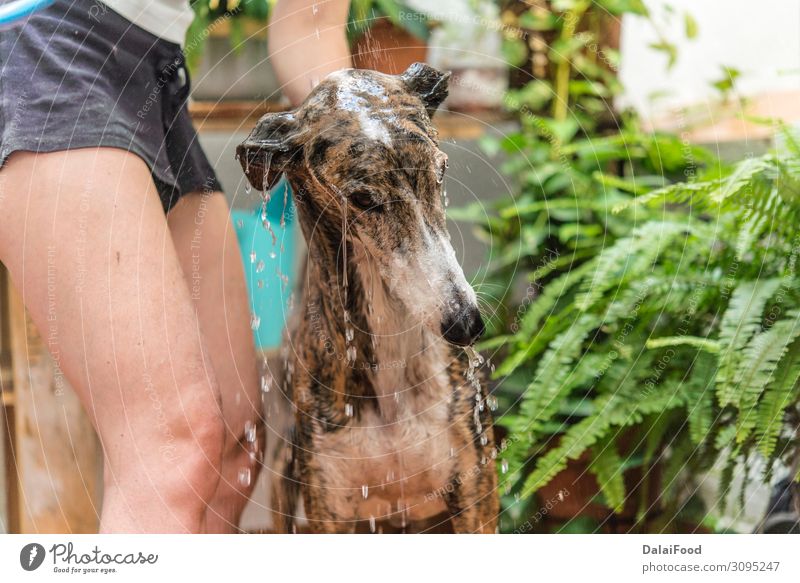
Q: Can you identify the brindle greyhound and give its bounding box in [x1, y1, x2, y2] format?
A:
[237, 63, 498, 533]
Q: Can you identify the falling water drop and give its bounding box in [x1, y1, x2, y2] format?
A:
[369, 515, 376, 533]
[238, 467, 251, 487]
[361, 484, 369, 499]
[245, 420, 257, 443]
[250, 313, 261, 330]
[270, 251, 277, 259]
[236, 218, 244, 229]
[257, 279, 264, 289]
[249, 251, 256, 264]
[256, 260, 265, 273]
[480, 433, 488, 446]
[261, 375, 272, 393]
[345, 403, 354, 417]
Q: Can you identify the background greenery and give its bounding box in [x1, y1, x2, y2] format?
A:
[453, 0, 800, 533]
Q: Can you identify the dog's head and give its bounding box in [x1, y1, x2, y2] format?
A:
[237, 63, 483, 347]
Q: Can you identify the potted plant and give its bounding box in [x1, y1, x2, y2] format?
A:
[449, 0, 715, 532]
[349, 0, 433, 74]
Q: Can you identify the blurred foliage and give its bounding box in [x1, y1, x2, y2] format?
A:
[456, 1, 800, 533]
[185, 0, 433, 71]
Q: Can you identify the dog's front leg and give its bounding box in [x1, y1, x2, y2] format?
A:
[445, 396, 499, 533]
[443, 459, 498, 533]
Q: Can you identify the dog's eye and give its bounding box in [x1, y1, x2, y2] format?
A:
[350, 191, 379, 211]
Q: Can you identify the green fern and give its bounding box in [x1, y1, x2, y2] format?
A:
[589, 433, 627, 513]
[734, 309, 800, 442]
[754, 336, 800, 458]
[715, 278, 782, 407]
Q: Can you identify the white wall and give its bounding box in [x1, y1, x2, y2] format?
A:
[619, 0, 800, 117]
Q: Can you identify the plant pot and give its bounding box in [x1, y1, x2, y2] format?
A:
[533, 432, 664, 530]
[352, 19, 427, 75]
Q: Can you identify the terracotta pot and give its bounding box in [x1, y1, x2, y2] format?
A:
[352, 19, 427, 75]
[534, 431, 663, 525]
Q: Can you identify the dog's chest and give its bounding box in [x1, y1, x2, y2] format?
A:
[314, 364, 456, 521]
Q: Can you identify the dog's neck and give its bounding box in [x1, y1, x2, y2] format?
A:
[302, 233, 450, 421]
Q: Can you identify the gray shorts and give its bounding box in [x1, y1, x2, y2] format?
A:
[0, 0, 222, 211]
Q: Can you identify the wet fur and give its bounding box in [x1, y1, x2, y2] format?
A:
[239, 64, 498, 533]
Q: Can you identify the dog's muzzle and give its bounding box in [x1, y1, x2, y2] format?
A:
[441, 304, 485, 347]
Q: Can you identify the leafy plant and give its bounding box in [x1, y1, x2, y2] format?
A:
[184, 0, 433, 71]
[497, 138, 800, 533]
[456, 1, 797, 533]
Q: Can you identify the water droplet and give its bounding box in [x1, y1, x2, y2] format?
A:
[346, 345, 357, 363]
[345, 403, 354, 417]
[257, 279, 264, 289]
[256, 260, 265, 273]
[249, 251, 256, 264]
[261, 375, 272, 393]
[269, 251, 277, 259]
[369, 515, 376, 533]
[501, 460, 509, 474]
[236, 219, 244, 229]
[361, 484, 369, 499]
[250, 313, 261, 330]
[449, 447, 455, 458]
[487, 395, 498, 411]
[238, 467, 251, 487]
[245, 420, 257, 443]
[345, 327, 354, 342]
[245, 182, 252, 195]
[480, 433, 488, 446]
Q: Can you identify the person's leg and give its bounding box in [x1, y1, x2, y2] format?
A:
[167, 192, 263, 533]
[0, 148, 225, 533]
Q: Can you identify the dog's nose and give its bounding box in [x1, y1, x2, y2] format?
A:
[441, 304, 485, 347]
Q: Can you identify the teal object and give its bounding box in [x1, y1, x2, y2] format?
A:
[232, 178, 297, 349]
[0, 0, 54, 26]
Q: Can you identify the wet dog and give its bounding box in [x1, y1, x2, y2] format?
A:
[237, 63, 498, 533]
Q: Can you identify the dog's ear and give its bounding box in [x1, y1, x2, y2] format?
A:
[237, 111, 305, 191]
[400, 62, 451, 118]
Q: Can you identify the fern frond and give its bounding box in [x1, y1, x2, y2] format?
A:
[754, 336, 800, 458]
[589, 434, 626, 513]
[716, 278, 782, 406]
[575, 221, 687, 312]
[518, 314, 601, 430]
[521, 415, 611, 498]
[734, 309, 800, 442]
[683, 352, 718, 444]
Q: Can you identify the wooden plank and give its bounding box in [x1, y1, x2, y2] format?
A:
[189, 99, 512, 138]
[7, 281, 100, 533]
